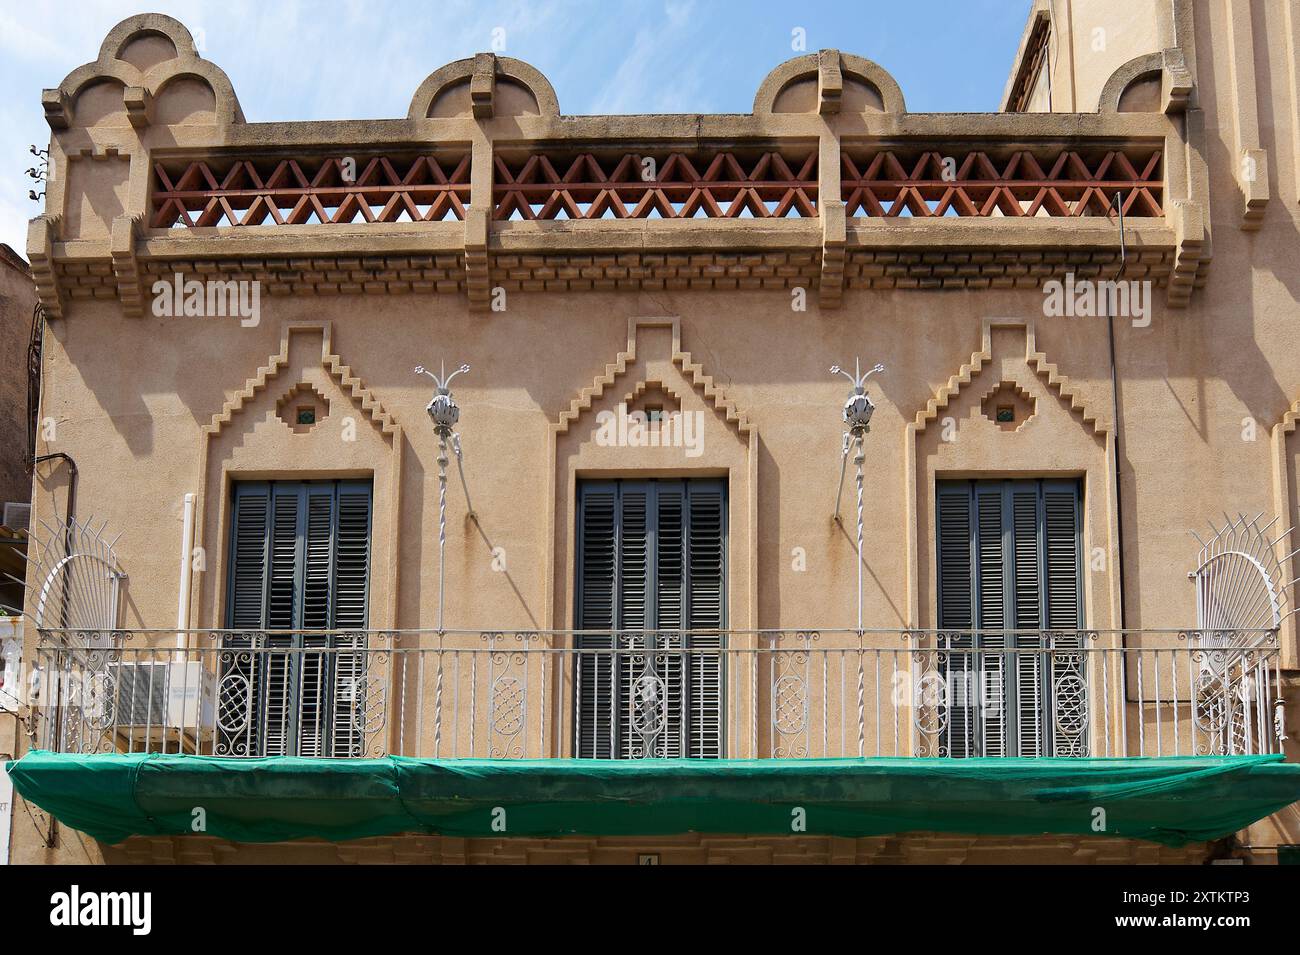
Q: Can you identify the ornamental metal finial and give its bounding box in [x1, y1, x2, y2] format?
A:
[831, 358, 884, 432]
[415, 361, 470, 433]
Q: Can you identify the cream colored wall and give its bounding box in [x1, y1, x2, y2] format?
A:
[11, 6, 1300, 862]
[1053, 0, 1164, 112]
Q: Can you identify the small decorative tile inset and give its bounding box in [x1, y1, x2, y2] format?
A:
[980, 380, 1036, 432]
[277, 382, 330, 434]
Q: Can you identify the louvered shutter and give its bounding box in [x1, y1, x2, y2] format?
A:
[1042, 481, 1084, 755]
[936, 484, 976, 757]
[261, 484, 304, 756]
[972, 486, 1007, 756]
[686, 481, 725, 758]
[655, 482, 686, 758]
[221, 484, 270, 756]
[575, 483, 617, 758]
[330, 482, 371, 757]
[575, 479, 725, 758]
[1008, 483, 1045, 755]
[937, 479, 1084, 757]
[224, 480, 372, 757]
[229, 485, 270, 629]
[295, 485, 333, 757]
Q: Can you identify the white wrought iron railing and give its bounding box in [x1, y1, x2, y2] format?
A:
[25, 629, 1285, 761]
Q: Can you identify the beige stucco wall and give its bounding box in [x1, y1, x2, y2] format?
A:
[9, 4, 1300, 863]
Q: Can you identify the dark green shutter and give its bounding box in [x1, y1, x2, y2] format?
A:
[575, 483, 617, 758]
[936, 479, 1083, 757]
[1043, 481, 1086, 755]
[223, 480, 372, 758]
[686, 482, 725, 758]
[576, 479, 725, 758]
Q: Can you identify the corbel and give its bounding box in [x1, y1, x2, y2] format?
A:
[818, 199, 846, 309]
[1161, 48, 1193, 114]
[110, 213, 145, 317]
[471, 52, 496, 119]
[817, 49, 842, 115]
[464, 205, 491, 313]
[123, 86, 153, 129]
[1166, 199, 1204, 308]
[26, 215, 63, 319]
[41, 89, 71, 131]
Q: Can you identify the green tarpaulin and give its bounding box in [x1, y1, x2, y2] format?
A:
[8, 751, 1300, 847]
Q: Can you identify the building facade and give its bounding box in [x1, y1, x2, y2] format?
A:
[8, 2, 1300, 864]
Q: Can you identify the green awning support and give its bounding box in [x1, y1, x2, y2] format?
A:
[8, 751, 1300, 847]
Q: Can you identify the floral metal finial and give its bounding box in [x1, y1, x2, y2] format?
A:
[831, 358, 884, 432]
[415, 361, 470, 433]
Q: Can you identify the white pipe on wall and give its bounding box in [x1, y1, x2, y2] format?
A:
[176, 493, 195, 650]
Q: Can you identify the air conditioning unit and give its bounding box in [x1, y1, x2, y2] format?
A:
[108, 660, 215, 732]
[2, 502, 30, 532]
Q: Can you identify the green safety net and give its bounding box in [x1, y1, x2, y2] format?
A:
[8, 751, 1300, 847]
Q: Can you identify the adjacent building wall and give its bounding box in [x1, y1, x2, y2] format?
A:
[0, 246, 34, 511]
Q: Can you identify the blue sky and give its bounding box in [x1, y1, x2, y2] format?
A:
[1, 0, 1032, 254]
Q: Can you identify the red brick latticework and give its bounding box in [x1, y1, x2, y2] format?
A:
[150, 155, 471, 228]
[492, 151, 818, 220]
[841, 150, 1163, 218]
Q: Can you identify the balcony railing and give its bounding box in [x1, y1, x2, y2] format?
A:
[28, 629, 1283, 762]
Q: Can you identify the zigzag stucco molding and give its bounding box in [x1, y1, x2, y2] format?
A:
[552, 316, 754, 436]
[977, 378, 1037, 432]
[192, 320, 404, 632]
[203, 321, 399, 440]
[621, 379, 684, 410]
[904, 317, 1120, 631]
[912, 317, 1107, 437]
[544, 315, 759, 636]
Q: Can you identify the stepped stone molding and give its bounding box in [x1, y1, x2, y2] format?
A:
[192, 321, 403, 632]
[545, 316, 758, 636]
[905, 317, 1118, 631]
[912, 318, 1106, 437]
[553, 317, 753, 438]
[202, 322, 399, 440]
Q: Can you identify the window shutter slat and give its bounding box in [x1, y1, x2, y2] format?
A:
[330, 482, 372, 756]
[617, 483, 651, 757]
[937, 485, 976, 757]
[229, 484, 270, 630]
[656, 482, 686, 758]
[1043, 481, 1085, 756]
[576, 483, 617, 758]
[974, 485, 1006, 756]
[1010, 484, 1044, 757]
[686, 481, 725, 759]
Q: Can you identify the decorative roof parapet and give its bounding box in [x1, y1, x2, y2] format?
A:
[31, 16, 1190, 316]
